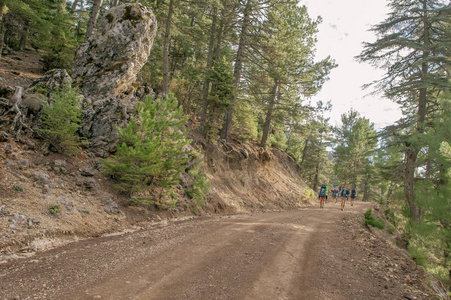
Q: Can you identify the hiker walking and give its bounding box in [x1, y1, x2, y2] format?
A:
[318, 184, 327, 208]
[341, 185, 349, 201]
[340, 185, 349, 211]
[332, 187, 339, 204]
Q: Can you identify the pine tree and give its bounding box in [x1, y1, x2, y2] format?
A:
[292, 101, 333, 191]
[333, 110, 377, 195]
[202, 56, 235, 141]
[358, 0, 451, 221]
[243, 2, 334, 147]
[103, 93, 192, 206]
[39, 83, 83, 154]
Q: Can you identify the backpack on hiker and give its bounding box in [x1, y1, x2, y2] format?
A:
[319, 184, 326, 198]
[351, 188, 356, 197]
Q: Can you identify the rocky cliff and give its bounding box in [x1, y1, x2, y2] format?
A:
[72, 3, 157, 154]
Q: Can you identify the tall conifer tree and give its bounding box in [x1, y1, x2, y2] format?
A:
[358, 0, 451, 221]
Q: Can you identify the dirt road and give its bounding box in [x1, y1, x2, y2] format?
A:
[0, 202, 433, 299]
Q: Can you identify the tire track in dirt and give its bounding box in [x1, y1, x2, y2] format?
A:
[0, 202, 433, 299]
[67, 205, 367, 299]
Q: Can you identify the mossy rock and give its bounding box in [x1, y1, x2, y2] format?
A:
[123, 5, 142, 22]
[106, 13, 114, 23]
[22, 93, 46, 113]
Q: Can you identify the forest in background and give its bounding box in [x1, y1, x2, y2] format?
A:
[1, 0, 451, 289]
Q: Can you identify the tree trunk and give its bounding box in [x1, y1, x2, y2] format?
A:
[404, 148, 422, 222]
[260, 80, 278, 147]
[72, 0, 80, 11]
[0, 1, 5, 19]
[199, 6, 218, 136]
[19, 24, 29, 51]
[85, 0, 104, 42]
[363, 169, 370, 201]
[213, 8, 226, 61]
[300, 139, 310, 166]
[438, 163, 449, 187]
[162, 0, 174, 97]
[352, 160, 357, 188]
[418, 0, 429, 132]
[76, 0, 85, 38]
[219, 0, 251, 141]
[404, 1, 429, 223]
[312, 162, 319, 193]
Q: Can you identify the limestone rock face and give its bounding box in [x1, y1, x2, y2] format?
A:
[25, 69, 72, 94]
[79, 95, 121, 155]
[71, 3, 157, 98]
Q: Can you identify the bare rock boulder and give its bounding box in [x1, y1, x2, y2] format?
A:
[71, 3, 157, 99]
[25, 69, 72, 94]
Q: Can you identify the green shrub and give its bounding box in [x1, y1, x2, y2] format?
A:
[387, 225, 396, 234]
[269, 129, 288, 150]
[187, 164, 211, 210]
[39, 83, 83, 154]
[48, 204, 60, 215]
[302, 188, 315, 201]
[103, 92, 192, 206]
[12, 184, 23, 192]
[407, 240, 428, 267]
[384, 208, 396, 226]
[42, 50, 73, 71]
[364, 208, 385, 229]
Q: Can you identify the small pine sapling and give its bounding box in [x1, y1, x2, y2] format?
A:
[39, 83, 83, 153]
[103, 92, 192, 206]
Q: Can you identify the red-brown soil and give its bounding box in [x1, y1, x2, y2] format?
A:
[0, 202, 438, 299]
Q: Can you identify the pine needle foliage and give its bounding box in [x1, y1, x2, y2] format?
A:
[232, 100, 258, 142]
[407, 183, 451, 282]
[187, 155, 211, 213]
[39, 83, 83, 154]
[103, 93, 192, 205]
[204, 57, 235, 141]
[364, 209, 385, 229]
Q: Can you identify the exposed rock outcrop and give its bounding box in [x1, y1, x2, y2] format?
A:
[25, 69, 72, 95]
[71, 3, 157, 151]
[71, 3, 157, 99]
[0, 69, 74, 142]
[0, 3, 157, 153]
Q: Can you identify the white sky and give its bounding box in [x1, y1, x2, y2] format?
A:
[301, 0, 403, 130]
